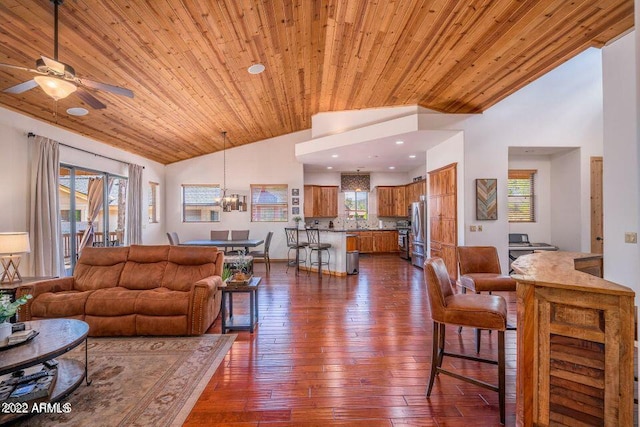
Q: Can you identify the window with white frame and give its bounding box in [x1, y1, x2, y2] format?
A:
[250, 184, 288, 222]
[344, 191, 369, 219]
[508, 170, 536, 222]
[182, 185, 222, 222]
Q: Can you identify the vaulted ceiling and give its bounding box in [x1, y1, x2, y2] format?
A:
[0, 1, 634, 164]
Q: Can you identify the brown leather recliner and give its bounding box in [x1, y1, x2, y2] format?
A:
[424, 257, 507, 424]
[16, 245, 224, 336]
[456, 246, 516, 352]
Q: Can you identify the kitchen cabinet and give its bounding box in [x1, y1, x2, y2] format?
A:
[406, 180, 426, 205]
[429, 163, 458, 279]
[352, 230, 398, 253]
[373, 230, 399, 252]
[353, 231, 373, 253]
[376, 186, 407, 217]
[304, 185, 338, 217]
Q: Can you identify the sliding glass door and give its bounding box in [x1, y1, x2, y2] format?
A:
[59, 165, 127, 274]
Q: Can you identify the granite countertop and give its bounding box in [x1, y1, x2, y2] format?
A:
[310, 228, 401, 232]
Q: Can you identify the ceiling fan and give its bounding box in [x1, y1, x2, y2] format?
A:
[0, 0, 134, 109]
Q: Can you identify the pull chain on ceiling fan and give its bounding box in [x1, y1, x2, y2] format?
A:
[0, 0, 134, 109]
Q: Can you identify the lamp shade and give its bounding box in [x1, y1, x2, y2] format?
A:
[34, 75, 77, 100]
[0, 232, 31, 255]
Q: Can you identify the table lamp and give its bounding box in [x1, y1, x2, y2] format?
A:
[0, 232, 31, 283]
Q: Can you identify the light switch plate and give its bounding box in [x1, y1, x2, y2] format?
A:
[470, 225, 477, 232]
[624, 232, 637, 244]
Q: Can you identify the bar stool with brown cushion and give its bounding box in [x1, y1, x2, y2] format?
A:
[424, 257, 507, 424]
[457, 246, 516, 352]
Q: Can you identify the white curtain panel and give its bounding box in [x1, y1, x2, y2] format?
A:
[29, 135, 64, 276]
[127, 164, 143, 245]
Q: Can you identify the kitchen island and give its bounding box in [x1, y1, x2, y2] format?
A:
[511, 251, 634, 426]
[297, 228, 399, 276]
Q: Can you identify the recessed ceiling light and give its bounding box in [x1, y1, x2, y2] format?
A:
[389, 166, 396, 170]
[395, 140, 404, 145]
[247, 63, 265, 74]
[67, 107, 88, 116]
[331, 154, 339, 158]
[409, 154, 416, 158]
[327, 166, 333, 169]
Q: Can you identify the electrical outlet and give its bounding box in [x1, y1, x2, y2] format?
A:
[624, 232, 637, 244]
[470, 225, 477, 232]
[478, 225, 483, 232]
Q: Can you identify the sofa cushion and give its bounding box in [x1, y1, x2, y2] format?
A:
[74, 246, 129, 292]
[119, 245, 170, 290]
[162, 246, 220, 291]
[135, 288, 190, 316]
[29, 290, 92, 318]
[85, 288, 141, 316]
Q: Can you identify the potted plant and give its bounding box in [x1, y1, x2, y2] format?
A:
[230, 249, 252, 283]
[0, 294, 31, 343]
[293, 216, 303, 229]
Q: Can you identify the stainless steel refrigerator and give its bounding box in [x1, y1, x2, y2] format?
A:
[411, 201, 426, 268]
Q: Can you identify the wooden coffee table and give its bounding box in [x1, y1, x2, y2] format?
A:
[0, 319, 90, 423]
[221, 276, 261, 334]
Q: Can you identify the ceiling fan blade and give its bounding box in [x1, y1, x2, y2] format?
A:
[0, 62, 39, 74]
[75, 87, 107, 109]
[3, 79, 39, 94]
[40, 56, 66, 75]
[78, 78, 134, 98]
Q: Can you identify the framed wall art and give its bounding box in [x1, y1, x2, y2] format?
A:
[476, 178, 497, 220]
[292, 188, 299, 196]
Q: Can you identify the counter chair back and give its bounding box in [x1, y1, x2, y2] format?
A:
[456, 245, 516, 352]
[284, 227, 308, 275]
[424, 257, 507, 424]
[249, 231, 273, 273]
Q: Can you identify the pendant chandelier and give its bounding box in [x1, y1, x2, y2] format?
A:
[219, 131, 246, 212]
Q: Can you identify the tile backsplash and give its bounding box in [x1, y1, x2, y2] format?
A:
[304, 215, 398, 230]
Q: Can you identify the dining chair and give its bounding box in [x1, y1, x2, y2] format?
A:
[210, 230, 229, 240]
[456, 246, 516, 352]
[284, 227, 307, 275]
[424, 257, 507, 424]
[166, 232, 180, 245]
[249, 231, 273, 273]
[227, 229, 250, 254]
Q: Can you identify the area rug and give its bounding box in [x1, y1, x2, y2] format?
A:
[16, 334, 235, 427]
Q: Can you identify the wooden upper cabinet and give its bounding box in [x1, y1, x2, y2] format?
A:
[406, 180, 426, 205]
[377, 186, 407, 217]
[304, 185, 338, 217]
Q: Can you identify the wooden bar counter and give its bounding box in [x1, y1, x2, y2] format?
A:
[512, 251, 635, 427]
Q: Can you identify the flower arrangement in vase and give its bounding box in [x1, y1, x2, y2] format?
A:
[229, 249, 252, 284]
[292, 216, 303, 229]
[0, 294, 31, 343]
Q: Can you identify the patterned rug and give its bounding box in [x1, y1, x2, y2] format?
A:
[16, 334, 235, 427]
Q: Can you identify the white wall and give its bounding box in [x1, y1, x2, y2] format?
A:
[0, 107, 165, 273]
[549, 149, 582, 251]
[164, 130, 310, 260]
[507, 155, 552, 244]
[602, 31, 639, 292]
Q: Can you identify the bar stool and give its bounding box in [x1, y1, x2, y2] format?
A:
[457, 246, 516, 352]
[424, 257, 507, 424]
[284, 227, 307, 274]
[305, 228, 331, 277]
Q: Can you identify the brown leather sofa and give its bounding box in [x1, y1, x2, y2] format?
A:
[16, 245, 224, 336]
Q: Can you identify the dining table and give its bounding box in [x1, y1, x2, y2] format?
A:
[181, 239, 264, 248]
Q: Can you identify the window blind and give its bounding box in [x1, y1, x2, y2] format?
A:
[182, 185, 221, 222]
[251, 184, 288, 222]
[508, 170, 536, 222]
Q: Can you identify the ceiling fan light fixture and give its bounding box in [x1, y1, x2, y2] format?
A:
[34, 75, 76, 100]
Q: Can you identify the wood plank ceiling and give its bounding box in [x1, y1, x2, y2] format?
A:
[0, 0, 634, 165]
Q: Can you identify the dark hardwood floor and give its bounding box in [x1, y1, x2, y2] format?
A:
[185, 254, 517, 426]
